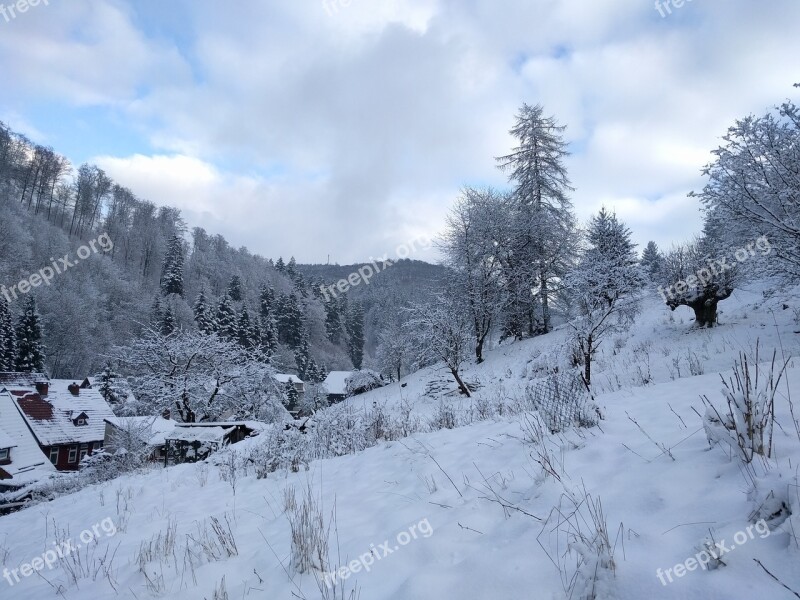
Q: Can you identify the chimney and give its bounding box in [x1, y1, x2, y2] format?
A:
[67, 383, 80, 396]
[162, 409, 171, 420]
[35, 381, 49, 396]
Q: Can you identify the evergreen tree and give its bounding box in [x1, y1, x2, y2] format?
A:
[215, 293, 239, 341]
[256, 315, 278, 361]
[15, 296, 46, 373]
[0, 298, 16, 371]
[160, 234, 185, 297]
[325, 300, 345, 344]
[284, 380, 299, 412]
[564, 208, 645, 386]
[237, 305, 255, 349]
[641, 241, 664, 281]
[160, 302, 176, 336]
[277, 293, 303, 348]
[347, 302, 365, 369]
[227, 275, 243, 302]
[193, 289, 216, 334]
[259, 284, 275, 318]
[275, 257, 286, 273]
[98, 362, 121, 404]
[496, 103, 577, 335]
[295, 330, 325, 383]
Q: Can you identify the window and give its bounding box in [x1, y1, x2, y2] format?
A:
[79, 443, 89, 462]
[76, 419, 86, 426]
[0, 448, 8, 461]
[68, 447, 77, 463]
[49, 448, 59, 465]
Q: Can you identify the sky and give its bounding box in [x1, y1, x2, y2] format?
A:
[1, 0, 799, 264]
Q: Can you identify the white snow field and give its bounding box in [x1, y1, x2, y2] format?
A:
[2, 283, 800, 600]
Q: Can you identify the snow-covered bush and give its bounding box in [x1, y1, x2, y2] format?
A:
[538, 488, 618, 600]
[703, 347, 788, 463]
[243, 425, 312, 478]
[345, 369, 385, 397]
[429, 400, 458, 430]
[312, 404, 369, 458]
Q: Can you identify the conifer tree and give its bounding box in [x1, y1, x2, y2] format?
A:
[0, 298, 16, 371]
[275, 257, 286, 273]
[325, 300, 344, 344]
[15, 296, 46, 373]
[641, 241, 664, 281]
[237, 305, 254, 349]
[98, 363, 121, 404]
[227, 275, 243, 302]
[215, 293, 239, 342]
[150, 295, 163, 329]
[160, 234, 185, 297]
[193, 289, 216, 334]
[347, 302, 365, 369]
[160, 302, 176, 336]
[277, 293, 303, 348]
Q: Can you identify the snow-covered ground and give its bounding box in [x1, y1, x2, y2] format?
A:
[3, 284, 800, 600]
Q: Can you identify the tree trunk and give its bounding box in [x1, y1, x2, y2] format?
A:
[691, 298, 719, 328]
[450, 368, 471, 397]
[540, 270, 550, 333]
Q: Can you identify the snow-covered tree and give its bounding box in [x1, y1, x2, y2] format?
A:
[0, 298, 16, 370]
[193, 289, 216, 334]
[640, 241, 664, 281]
[215, 293, 239, 341]
[160, 234, 185, 297]
[440, 187, 506, 362]
[324, 300, 345, 345]
[658, 238, 736, 328]
[97, 362, 124, 404]
[15, 296, 46, 373]
[277, 293, 304, 348]
[496, 103, 578, 334]
[346, 301, 365, 369]
[160, 301, 176, 336]
[406, 296, 473, 396]
[115, 329, 286, 423]
[227, 275, 243, 302]
[376, 319, 414, 381]
[345, 369, 385, 396]
[693, 99, 800, 280]
[565, 209, 645, 386]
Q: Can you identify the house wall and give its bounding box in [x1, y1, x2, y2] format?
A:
[43, 441, 102, 471]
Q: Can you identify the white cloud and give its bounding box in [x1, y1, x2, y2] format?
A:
[3, 0, 800, 261]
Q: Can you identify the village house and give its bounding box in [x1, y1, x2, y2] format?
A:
[163, 422, 263, 465]
[0, 389, 56, 493]
[323, 371, 357, 404]
[0, 373, 115, 471]
[103, 411, 178, 462]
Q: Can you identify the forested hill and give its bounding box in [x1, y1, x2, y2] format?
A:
[0, 120, 444, 380]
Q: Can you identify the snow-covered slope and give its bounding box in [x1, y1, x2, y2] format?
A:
[2, 284, 800, 600]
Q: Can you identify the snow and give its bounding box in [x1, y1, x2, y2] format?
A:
[10, 379, 115, 447]
[324, 370, 355, 395]
[274, 373, 304, 385]
[0, 391, 56, 487]
[104, 416, 179, 447]
[2, 284, 800, 599]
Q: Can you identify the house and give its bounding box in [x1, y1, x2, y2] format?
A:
[103, 412, 178, 462]
[274, 373, 305, 413]
[0, 373, 115, 471]
[323, 371, 356, 404]
[163, 421, 263, 465]
[0, 390, 56, 493]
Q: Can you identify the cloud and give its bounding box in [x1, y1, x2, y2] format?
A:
[3, 0, 800, 261]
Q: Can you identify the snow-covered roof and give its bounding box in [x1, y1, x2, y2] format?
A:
[274, 373, 304, 385]
[105, 416, 179, 447]
[166, 426, 231, 444]
[0, 391, 56, 486]
[10, 378, 115, 446]
[324, 371, 356, 396]
[0, 427, 17, 450]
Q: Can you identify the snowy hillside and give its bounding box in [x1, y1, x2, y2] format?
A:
[2, 286, 800, 600]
